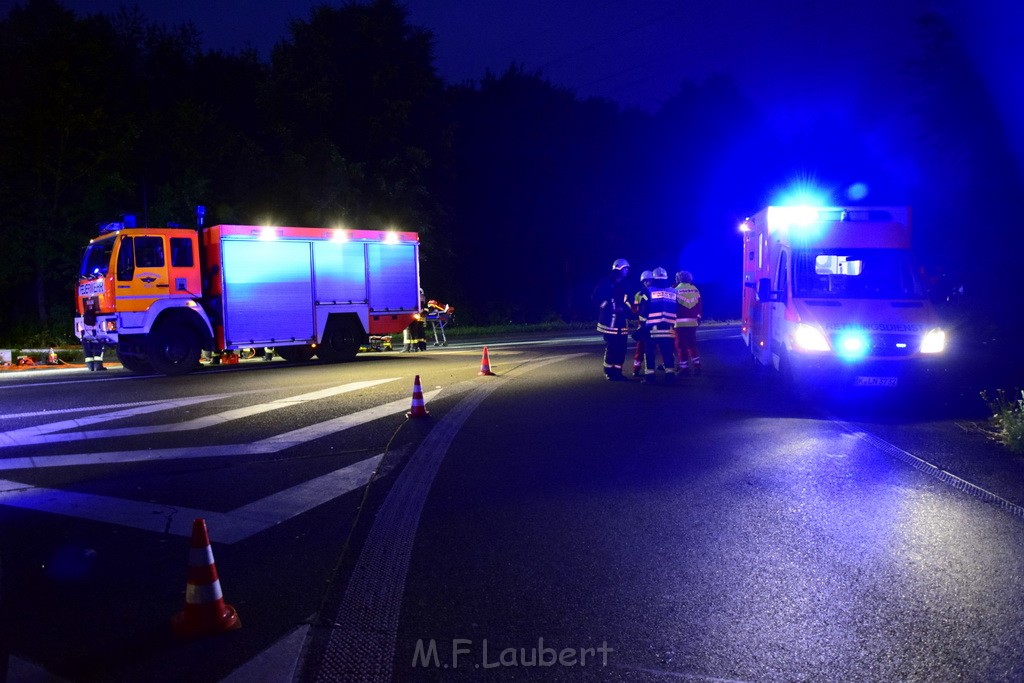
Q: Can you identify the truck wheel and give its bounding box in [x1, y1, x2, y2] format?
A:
[317, 318, 363, 363]
[276, 344, 315, 363]
[116, 350, 152, 374]
[147, 326, 201, 376]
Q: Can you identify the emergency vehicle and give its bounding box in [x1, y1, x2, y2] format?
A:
[740, 206, 947, 389]
[75, 214, 421, 375]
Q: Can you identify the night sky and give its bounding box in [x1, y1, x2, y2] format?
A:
[16, 1, 1018, 168]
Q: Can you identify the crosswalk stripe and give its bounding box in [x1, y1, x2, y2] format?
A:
[0, 379, 400, 448]
[0, 454, 384, 542]
[0, 389, 440, 472]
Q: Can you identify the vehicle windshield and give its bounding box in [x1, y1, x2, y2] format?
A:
[793, 248, 925, 299]
[80, 237, 115, 278]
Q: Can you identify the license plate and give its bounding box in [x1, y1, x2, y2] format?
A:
[854, 376, 898, 387]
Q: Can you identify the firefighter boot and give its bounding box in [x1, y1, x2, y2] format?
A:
[86, 360, 96, 371]
[95, 362, 107, 371]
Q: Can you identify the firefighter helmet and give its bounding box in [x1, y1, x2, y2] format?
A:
[640, 270, 654, 282]
[652, 267, 668, 280]
[611, 258, 630, 272]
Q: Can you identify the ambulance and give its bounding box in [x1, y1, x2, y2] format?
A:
[740, 206, 947, 389]
[75, 212, 421, 375]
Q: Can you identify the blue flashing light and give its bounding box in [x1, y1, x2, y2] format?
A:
[766, 206, 828, 240]
[835, 331, 870, 361]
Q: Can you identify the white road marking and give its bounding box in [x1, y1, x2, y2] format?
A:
[0, 454, 383, 543]
[0, 390, 440, 472]
[1, 399, 167, 420]
[0, 379, 400, 448]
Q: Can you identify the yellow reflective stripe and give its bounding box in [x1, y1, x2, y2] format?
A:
[185, 579, 224, 605]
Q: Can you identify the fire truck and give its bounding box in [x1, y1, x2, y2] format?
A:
[740, 206, 947, 389]
[75, 214, 421, 375]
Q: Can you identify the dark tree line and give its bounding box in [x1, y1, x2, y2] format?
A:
[0, 0, 1020, 341]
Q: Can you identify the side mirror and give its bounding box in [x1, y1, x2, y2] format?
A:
[756, 278, 772, 303]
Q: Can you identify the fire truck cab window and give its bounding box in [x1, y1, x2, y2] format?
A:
[170, 237, 194, 267]
[135, 237, 165, 268]
[117, 236, 135, 281]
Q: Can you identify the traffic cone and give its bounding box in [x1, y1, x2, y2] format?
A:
[406, 375, 430, 418]
[478, 346, 496, 376]
[172, 518, 242, 639]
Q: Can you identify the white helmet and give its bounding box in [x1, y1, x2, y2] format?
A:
[611, 258, 630, 271]
[640, 270, 654, 282]
[652, 267, 668, 280]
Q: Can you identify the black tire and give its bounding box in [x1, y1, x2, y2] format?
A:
[147, 326, 201, 376]
[116, 348, 153, 374]
[276, 344, 315, 363]
[316, 318, 364, 363]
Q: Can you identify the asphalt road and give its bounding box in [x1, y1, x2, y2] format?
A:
[1, 329, 1022, 682]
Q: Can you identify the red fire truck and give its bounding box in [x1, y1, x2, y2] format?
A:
[75, 215, 421, 375]
[740, 206, 947, 389]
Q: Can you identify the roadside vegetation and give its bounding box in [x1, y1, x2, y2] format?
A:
[980, 389, 1024, 454]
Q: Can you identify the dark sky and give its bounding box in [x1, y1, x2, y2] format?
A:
[2, 0, 924, 109]
[5, 0, 1021, 164]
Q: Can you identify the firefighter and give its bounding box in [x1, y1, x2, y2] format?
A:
[592, 258, 634, 381]
[631, 270, 654, 376]
[402, 288, 429, 352]
[638, 267, 677, 385]
[82, 338, 107, 371]
[674, 270, 703, 375]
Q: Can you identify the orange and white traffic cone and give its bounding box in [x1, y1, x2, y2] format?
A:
[478, 346, 496, 376]
[406, 375, 430, 418]
[172, 518, 242, 639]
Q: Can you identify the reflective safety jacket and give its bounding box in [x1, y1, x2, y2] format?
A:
[640, 281, 677, 338]
[593, 275, 634, 335]
[675, 282, 702, 328]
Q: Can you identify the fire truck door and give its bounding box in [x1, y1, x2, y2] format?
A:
[115, 234, 171, 312]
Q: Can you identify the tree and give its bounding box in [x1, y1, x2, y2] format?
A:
[0, 0, 140, 331]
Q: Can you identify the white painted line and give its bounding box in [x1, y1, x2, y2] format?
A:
[251, 390, 441, 451]
[0, 454, 384, 542]
[0, 389, 440, 472]
[0, 394, 236, 447]
[221, 624, 311, 683]
[0, 479, 218, 536]
[1, 399, 166, 420]
[0, 379, 400, 448]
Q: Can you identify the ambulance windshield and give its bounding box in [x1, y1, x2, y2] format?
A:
[80, 237, 115, 278]
[793, 249, 924, 299]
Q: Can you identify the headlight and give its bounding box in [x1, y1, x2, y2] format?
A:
[920, 328, 946, 354]
[792, 323, 830, 352]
